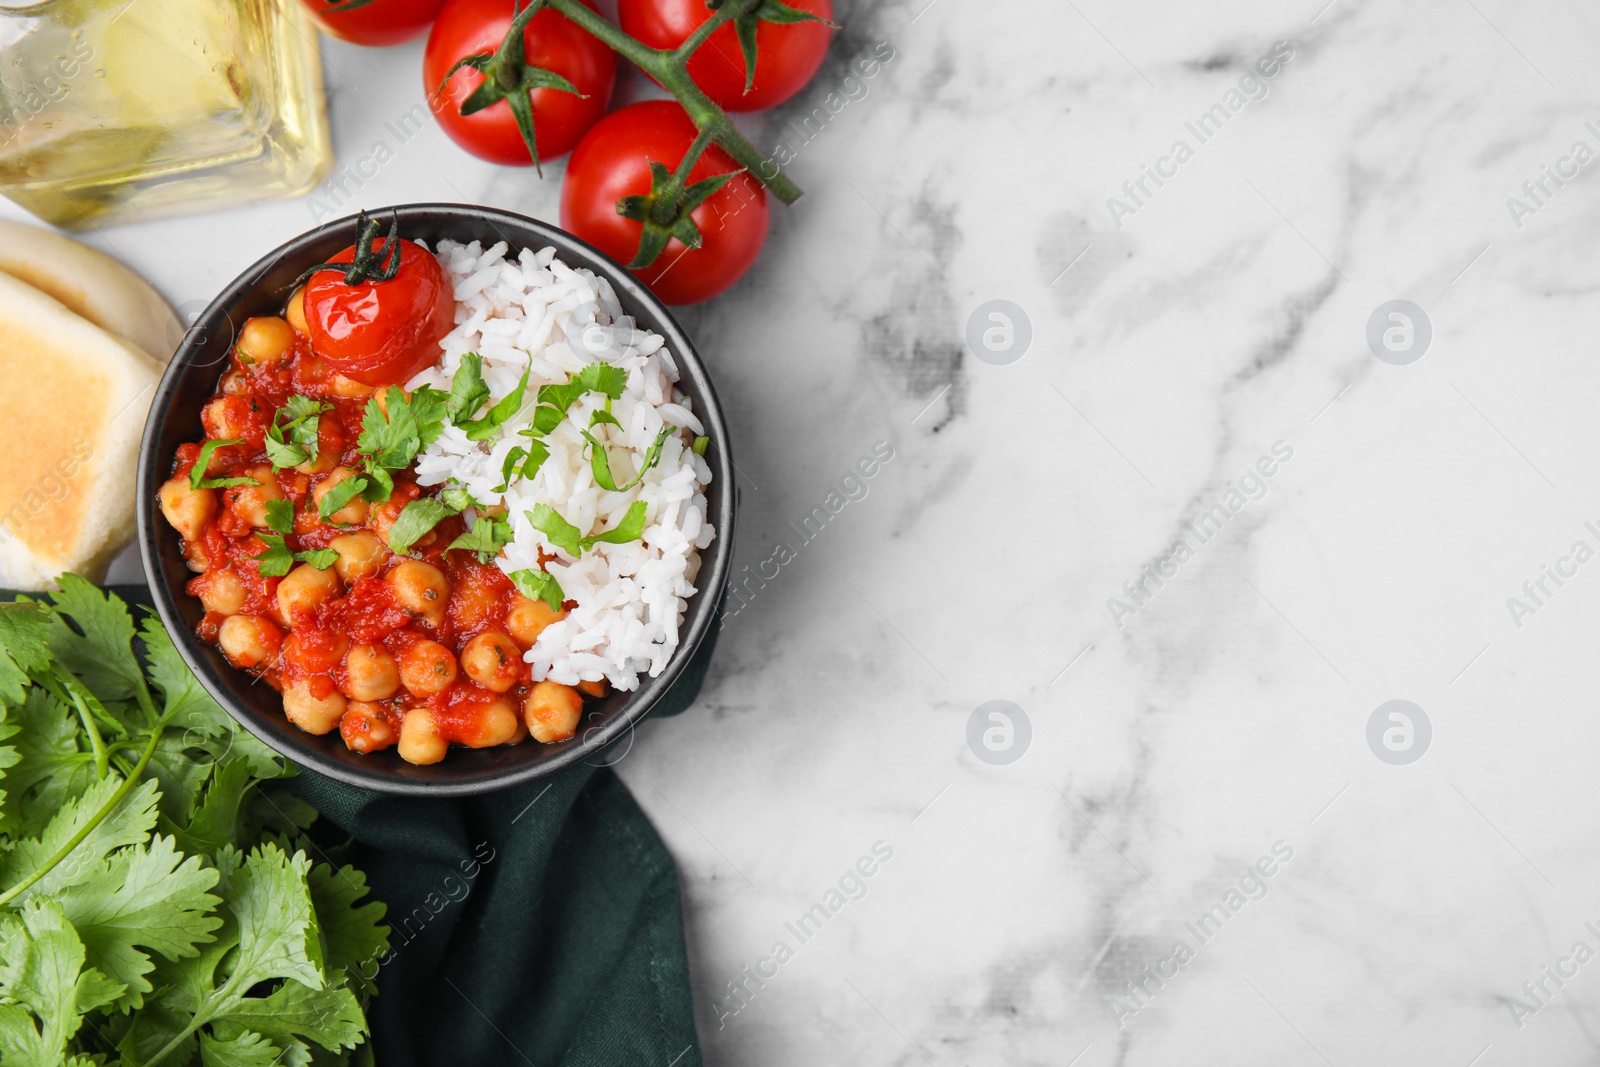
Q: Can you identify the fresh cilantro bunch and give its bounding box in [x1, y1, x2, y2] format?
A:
[0, 578, 389, 1067]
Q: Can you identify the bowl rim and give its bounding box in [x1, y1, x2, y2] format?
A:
[136, 202, 734, 796]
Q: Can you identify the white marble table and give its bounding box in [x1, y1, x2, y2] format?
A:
[15, 0, 1600, 1061]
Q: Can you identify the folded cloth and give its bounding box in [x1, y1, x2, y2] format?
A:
[46, 585, 713, 1067]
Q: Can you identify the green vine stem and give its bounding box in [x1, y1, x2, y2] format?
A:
[543, 0, 805, 205]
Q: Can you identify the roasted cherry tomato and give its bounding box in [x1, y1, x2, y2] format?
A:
[561, 101, 769, 305]
[618, 0, 833, 112]
[424, 0, 616, 166]
[300, 0, 446, 46]
[303, 220, 455, 387]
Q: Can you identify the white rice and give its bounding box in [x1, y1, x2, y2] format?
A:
[407, 239, 715, 692]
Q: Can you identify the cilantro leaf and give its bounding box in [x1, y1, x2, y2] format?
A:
[441, 486, 476, 512]
[446, 353, 491, 425]
[59, 832, 223, 1012]
[264, 498, 294, 536]
[0, 601, 52, 706]
[447, 516, 512, 563]
[461, 362, 532, 442]
[189, 440, 257, 491]
[0, 776, 161, 904]
[357, 388, 422, 471]
[264, 396, 328, 472]
[532, 363, 626, 435]
[581, 500, 650, 550]
[526, 505, 583, 559]
[296, 548, 339, 571]
[307, 862, 388, 1000]
[198, 1030, 284, 1066]
[318, 473, 369, 521]
[0, 689, 92, 838]
[250, 535, 295, 579]
[0, 899, 121, 1065]
[411, 385, 450, 449]
[44, 575, 145, 704]
[496, 437, 550, 492]
[387, 498, 457, 556]
[510, 569, 565, 613]
[583, 424, 674, 493]
[210, 979, 366, 1053]
[222, 843, 325, 994]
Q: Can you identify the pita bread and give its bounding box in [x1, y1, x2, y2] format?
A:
[0, 271, 163, 590]
[0, 218, 183, 362]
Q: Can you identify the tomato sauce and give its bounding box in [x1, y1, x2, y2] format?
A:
[161, 307, 594, 763]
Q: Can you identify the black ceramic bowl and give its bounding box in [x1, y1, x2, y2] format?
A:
[137, 204, 734, 796]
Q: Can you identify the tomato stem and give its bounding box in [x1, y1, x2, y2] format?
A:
[542, 0, 803, 206]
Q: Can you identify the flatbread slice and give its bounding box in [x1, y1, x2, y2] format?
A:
[0, 218, 183, 362]
[0, 271, 163, 590]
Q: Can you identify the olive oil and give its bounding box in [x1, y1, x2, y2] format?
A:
[0, 0, 331, 229]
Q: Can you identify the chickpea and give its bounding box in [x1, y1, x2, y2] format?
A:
[201, 397, 251, 441]
[330, 531, 387, 582]
[576, 678, 610, 699]
[388, 561, 449, 624]
[159, 476, 216, 542]
[294, 414, 339, 475]
[283, 678, 346, 735]
[285, 287, 309, 334]
[313, 467, 368, 526]
[506, 595, 566, 648]
[217, 614, 281, 669]
[398, 707, 448, 765]
[340, 701, 396, 754]
[460, 697, 521, 748]
[237, 316, 295, 364]
[459, 632, 521, 693]
[343, 643, 400, 701]
[524, 681, 582, 743]
[282, 629, 349, 675]
[330, 374, 374, 398]
[276, 562, 340, 623]
[226, 466, 283, 528]
[399, 639, 457, 696]
[197, 566, 247, 616]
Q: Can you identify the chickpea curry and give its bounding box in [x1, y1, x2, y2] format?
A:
[158, 225, 601, 766]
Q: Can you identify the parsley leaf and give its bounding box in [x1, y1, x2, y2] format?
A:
[387, 498, 458, 556]
[263, 499, 294, 537]
[526, 505, 583, 559]
[509, 569, 565, 613]
[581, 501, 650, 550]
[189, 440, 257, 491]
[461, 362, 532, 442]
[447, 516, 513, 563]
[583, 425, 673, 493]
[446, 353, 491, 425]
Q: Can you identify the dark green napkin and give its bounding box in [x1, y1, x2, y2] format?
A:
[62, 586, 712, 1067]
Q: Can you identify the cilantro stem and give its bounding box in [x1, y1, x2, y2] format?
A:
[63, 681, 108, 779]
[0, 721, 161, 908]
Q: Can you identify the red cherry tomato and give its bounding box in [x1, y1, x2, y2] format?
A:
[424, 0, 616, 166]
[304, 239, 455, 387]
[618, 0, 832, 112]
[561, 101, 769, 306]
[300, 0, 446, 46]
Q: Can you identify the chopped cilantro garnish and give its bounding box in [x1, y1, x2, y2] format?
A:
[693, 435, 709, 455]
[189, 439, 257, 491]
[251, 535, 296, 578]
[264, 498, 295, 536]
[446, 353, 491, 425]
[583, 425, 674, 492]
[510, 568, 565, 612]
[410, 385, 450, 448]
[316, 475, 368, 522]
[526, 505, 583, 559]
[297, 547, 340, 571]
[386, 498, 458, 556]
[495, 439, 550, 493]
[356, 387, 423, 471]
[582, 500, 649, 549]
[264, 395, 329, 471]
[441, 486, 476, 512]
[447, 515, 513, 563]
[532, 363, 626, 435]
[461, 362, 532, 442]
